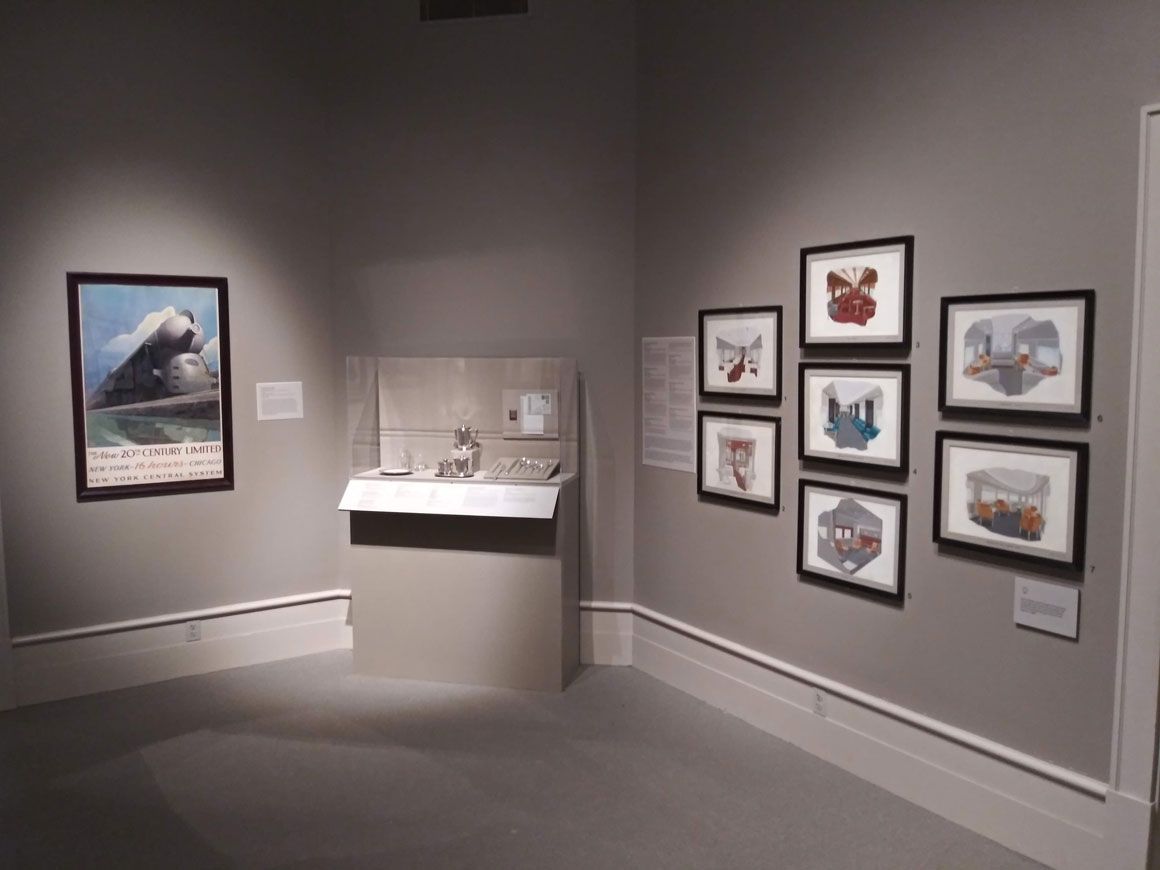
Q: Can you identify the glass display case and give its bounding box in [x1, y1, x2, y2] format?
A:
[340, 356, 580, 692]
[342, 355, 578, 517]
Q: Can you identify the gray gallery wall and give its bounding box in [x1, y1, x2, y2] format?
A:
[326, 1, 637, 603]
[0, 489, 13, 708]
[634, 0, 1160, 779]
[0, 1, 342, 635]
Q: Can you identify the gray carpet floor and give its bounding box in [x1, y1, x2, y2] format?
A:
[0, 651, 1044, 869]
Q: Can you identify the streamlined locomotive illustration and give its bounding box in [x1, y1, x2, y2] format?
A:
[86, 309, 219, 412]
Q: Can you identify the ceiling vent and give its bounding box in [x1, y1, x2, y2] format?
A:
[420, 0, 529, 22]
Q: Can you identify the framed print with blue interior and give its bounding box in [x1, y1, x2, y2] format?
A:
[67, 272, 234, 501]
[799, 236, 913, 351]
[938, 289, 1094, 425]
[798, 363, 909, 472]
[698, 306, 783, 400]
[933, 431, 1088, 571]
[797, 479, 907, 602]
[696, 411, 781, 511]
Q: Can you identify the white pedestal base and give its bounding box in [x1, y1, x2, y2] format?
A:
[348, 477, 578, 692]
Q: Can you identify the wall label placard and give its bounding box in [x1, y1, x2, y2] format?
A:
[1014, 576, 1079, 639]
[338, 478, 560, 519]
[642, 336, 696, 474]
[257, 381, 304, 420]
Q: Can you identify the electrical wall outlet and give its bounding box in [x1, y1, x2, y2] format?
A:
[185, 621, 202, 643]
[813, 688, 827, 718]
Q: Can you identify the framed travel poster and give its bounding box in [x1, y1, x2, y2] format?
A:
[67, 272, 234, 501]
[797, 479, 907, 602]
[698, 306, 782, 399]
[697, 411, 781, 511]
[938, 289, 1094, 425]
[933, 432, 1088, 571]
[799, 235, 913, 350]
[798, 363, 909, 472]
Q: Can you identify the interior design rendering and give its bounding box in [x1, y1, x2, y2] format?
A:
[966, 468, 1049, 541]
[820, 380, 883, 450]
[962, 315, 1061, 396]
[816, 498, 883, 574]
[796, 479, 907, 602]
[716, 427, 757, 492]
[1, 3, 1159, 869]
[826, 267, 879, 326]
[715, 327, 763, 384]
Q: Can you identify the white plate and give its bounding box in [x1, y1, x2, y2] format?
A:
[378, 468, 413, 476]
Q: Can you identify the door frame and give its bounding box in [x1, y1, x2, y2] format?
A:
[1109, 103, 1160, 824]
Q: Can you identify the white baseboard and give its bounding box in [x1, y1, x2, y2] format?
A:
[580, 602, 1152, 870]
[580, 609, 632, 665]
[13, 597, 352, 707]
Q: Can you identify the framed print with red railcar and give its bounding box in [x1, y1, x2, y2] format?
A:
[800, 236, 913, 351]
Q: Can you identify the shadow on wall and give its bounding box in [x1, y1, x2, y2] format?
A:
[339, 249, 589, 352]
[580, 374, 618, 603]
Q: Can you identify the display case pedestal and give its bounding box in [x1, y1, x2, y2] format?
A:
[449, 444, 482, 473]
[346, 475, 579, 692]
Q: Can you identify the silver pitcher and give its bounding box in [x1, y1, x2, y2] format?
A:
[452, 424, 478, 449]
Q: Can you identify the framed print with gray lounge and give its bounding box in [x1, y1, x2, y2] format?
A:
[798, 363, 909, 472]
[797, 479, 907, 602]
[933, 431, 1088, 571]
[697, 411, 781, 511]
[698, 306, 783, 399]
[938, 289, 1094, 425]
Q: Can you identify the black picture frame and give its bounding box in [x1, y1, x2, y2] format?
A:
[696, 411, 781, 512]
[67, 272, 234, 501]
[938, 289, 1095, 426]
[799, 235, 914, 351]
[797, 362, 910, 473]
[933, 431, 1088, 572]
[698, 305, 783, 400]
[796, 478, 907, 602]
